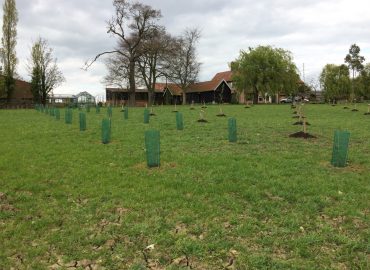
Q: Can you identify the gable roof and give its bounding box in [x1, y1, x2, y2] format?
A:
[187, 79, 230, 93]
[212, 71, 233, 83]
[155, 83, 183, 96]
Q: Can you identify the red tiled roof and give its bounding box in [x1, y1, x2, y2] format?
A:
[212, 71, 233, 83]
[154, 83, 167, 92]
[187, 80, 225, 93]
[155, 83, 183, 96]
[107, 71, 234, 96]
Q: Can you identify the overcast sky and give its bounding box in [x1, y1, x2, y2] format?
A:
[2, 0, 370, 98]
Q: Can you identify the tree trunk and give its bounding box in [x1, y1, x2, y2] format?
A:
[148, 91, 154, 106]
[128, 60, 136, 107]
[5, 76, 14, 103]
[42, 93, 46, 105]
[253, 86, 259, 104]
[182, 91, 186, 105]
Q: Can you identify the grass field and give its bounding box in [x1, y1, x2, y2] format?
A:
[0, 104, 369, 269]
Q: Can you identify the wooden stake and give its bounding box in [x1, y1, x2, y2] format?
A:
[200, 110, 205, 120]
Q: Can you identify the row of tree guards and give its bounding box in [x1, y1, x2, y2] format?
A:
[35, 104, 351, 168]
[35, 104, 238, 168]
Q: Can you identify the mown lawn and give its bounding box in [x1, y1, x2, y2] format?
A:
[0, 104, 369, 269]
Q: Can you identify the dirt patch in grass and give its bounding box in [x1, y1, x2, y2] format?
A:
[264, 191, 284, 201]
[364, 112, 370, 115]
[320, 161, 367, 173]
[293, 121, 311, 125]
[49, 258, 101, 270]
[0, 192, 18, 212]
[340, 163, 368, 173]
[289, 131, 316, 139]
[0, 204, 19, 212]
[132, 162, 178, 171]
[216, 113, 227, 117]
[351, 109, 359, 112]
[197, 119, 208, 123]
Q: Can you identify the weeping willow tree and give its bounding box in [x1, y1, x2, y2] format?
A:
[231, 45, 300, 104]
[319, 64, 350, 102]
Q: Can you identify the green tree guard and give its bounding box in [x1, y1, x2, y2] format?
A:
[102, 118, 111, 144]
[55, 108, 60, 120]
[107, 106, 113, 118]
[331, 130, 350, 167]
[145, 130, 160, 168]
[86, 105, 90, 113]
[124, 107, 128, 119]
[144, 108, 150, 124]
[64, 109, 68, 124]
[79, 112, 86, 131]
[69, 108, 73, 124]
[65, 108, 72, 124]
[176, 112, 184, 130]
[228, 118, 237, 142]
[96, 106, 100, 114]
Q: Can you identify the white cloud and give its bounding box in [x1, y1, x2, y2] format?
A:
[0, 0, 369, 96]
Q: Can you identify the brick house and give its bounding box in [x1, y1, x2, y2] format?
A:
[0, 76, 33, 107]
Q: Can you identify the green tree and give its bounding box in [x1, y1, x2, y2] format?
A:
[1, 0, 18, 102]
[319, 64, 350, 101]
[30, 66, 41, 103]
[231, 45, 299, 104]
[344, 44, 365, 100]
[0, 68, 4, 100]
[27, 38, 65, 105]
[345, 44, 365, 79]
[356, 63, 370, 99]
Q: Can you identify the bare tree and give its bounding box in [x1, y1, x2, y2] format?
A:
[27, 38, 65, 105]
[166, 28, 201, 105]
[137, 28, 176, 105]
[85, 0, 162, 106]
[104, 53, 130, 90]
